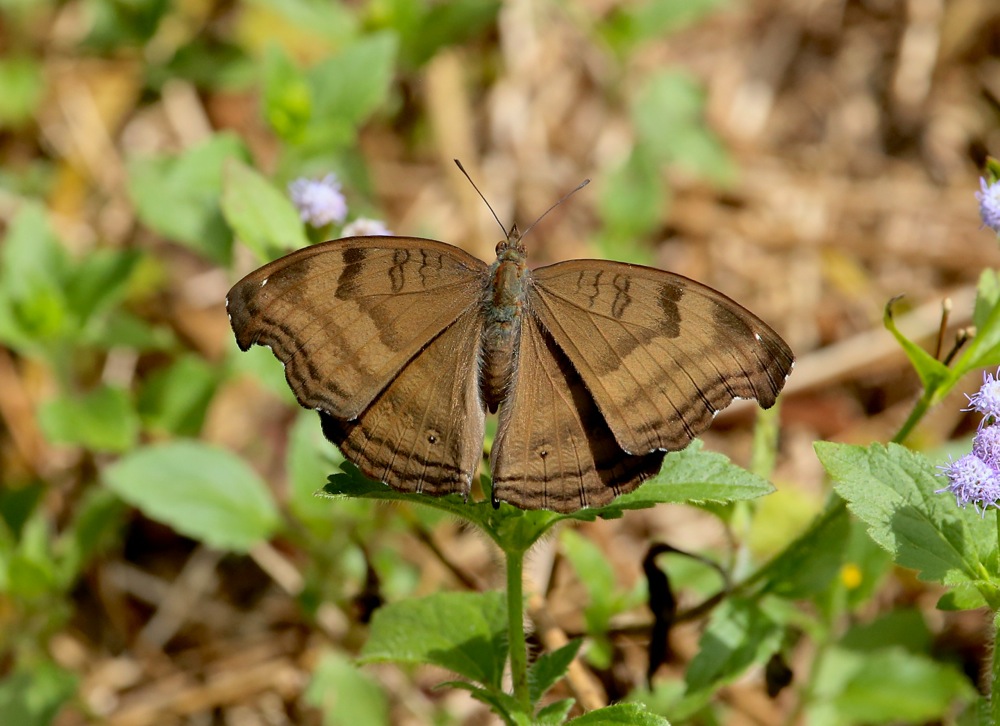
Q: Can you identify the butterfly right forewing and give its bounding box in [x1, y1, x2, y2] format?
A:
[528, 260, 794, 455]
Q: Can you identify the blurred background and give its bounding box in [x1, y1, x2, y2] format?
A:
[2, 0, 1000, 723]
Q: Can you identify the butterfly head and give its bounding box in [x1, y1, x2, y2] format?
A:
[495, 223, 527, 263]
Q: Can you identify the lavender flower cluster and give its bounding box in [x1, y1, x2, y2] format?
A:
[288, 173, 391, 237]
[978, 177, 1000, 234]
[938, 369, 1000, 513]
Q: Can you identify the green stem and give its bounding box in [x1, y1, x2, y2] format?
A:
[506, 547, 531, 712]
[892, 391, 933, 445]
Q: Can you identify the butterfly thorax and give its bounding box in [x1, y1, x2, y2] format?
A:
[480, 240, 529, 413]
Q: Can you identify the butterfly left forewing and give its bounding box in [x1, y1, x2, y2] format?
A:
[528, 260, 793, 455]
[491, 314, 665, 512]
[227, 236, 487, 420]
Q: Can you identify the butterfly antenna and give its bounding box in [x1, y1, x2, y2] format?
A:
[520, 178, 590, 240]
[454, 159, 506, 237]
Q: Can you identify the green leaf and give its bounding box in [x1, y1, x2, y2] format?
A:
[396, 0, 500, 69]
[38, 385, 140, 453]
[839, 609, 931, 654]
[812, 646, 975, 724]
[64, 248, 141, 327]
[612, 441, 775, 509]
[127, 133, 249, 264]
[304, 650, 388, 726]
[973, 269, 1000, 331]
[0, 663, 77, 726]
[360, 591, 508, 689]
[287, 411, 343, 534]
[138, 354, 220, 437]
[756, 501, 849, 599]
[631, 70, 733, 183]
[536, 699, 575, 724]
[102, 441, 281, 552]
[956, 272, 1000, 374]
[685, 597, 783, 693]
[0, 56, 44, 128]
[529, 639, 582, 704]
[883, 296, 950, 392]
[221, 159, 309, 261]
[601, 0, 727, 53]
[262, 44, 313, 143]
[0, 201, 70, 346]
[57, 487, 127, 584]
[567, 702, 671, 725]
[300, 32, 398, 152]
[815, 442, 999, 589]
[440, 680, 520, 723]
[598, 149, 664, 242]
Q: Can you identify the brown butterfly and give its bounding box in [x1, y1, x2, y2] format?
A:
[227, 189, 793, 513]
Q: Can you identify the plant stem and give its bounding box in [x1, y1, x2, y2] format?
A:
[506, 547, 531, 712]
[893, 391, 933, 444]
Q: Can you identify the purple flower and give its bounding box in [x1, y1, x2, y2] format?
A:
[976, 177, 1000, 233]
[342, 218, 392, 238]
[974, 425, 1000, 469]
[964, 368, 1000, 426]
[937, 453, 1000, 514]
[289, 174, 347, 227]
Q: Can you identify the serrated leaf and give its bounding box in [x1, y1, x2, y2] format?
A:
[38, 385, 140, 453]
[612, 441, 774, 509]
[102, 441, 281, 552]
[529, 639, 583, 704]
[536, 698, 575, 724]
[221, 159, 308, 261]
[360, 591, 508, 689]
[685, 597, 783, 693]
[567, 702, 671, 725]
[815, 442, 999, 589]
[440, 680, 520, 722]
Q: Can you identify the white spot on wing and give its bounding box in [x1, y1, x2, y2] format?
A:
[260, 278, 269, 287]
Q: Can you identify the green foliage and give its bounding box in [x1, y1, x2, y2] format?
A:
[221, 158, 309, 261]
[38, 385, 140, 453]
[102, 441, 282, 552]
[362, 591, 508, 688]
[0, 56, 43, 128]
[816, 442, 1000, 607]
[600, 0, 729, 54]
[3, 2, 993, 723]
[127, 133, 250, 264]
[0, 663, 77, 726]
[304, 650, 389, 726]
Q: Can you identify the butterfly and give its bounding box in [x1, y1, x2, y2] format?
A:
[227, 194, 793, 513]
